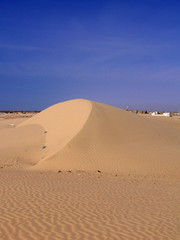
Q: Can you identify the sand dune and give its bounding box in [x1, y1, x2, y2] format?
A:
[0, 99, 180, 240]
[1, 99, 180, 176]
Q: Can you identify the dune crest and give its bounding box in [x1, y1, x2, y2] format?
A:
[19, 99, 92, 162]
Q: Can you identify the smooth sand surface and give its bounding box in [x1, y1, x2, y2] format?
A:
[0, 99, 180, 239]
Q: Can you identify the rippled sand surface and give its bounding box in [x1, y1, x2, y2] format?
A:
[0, 170, 179, 240]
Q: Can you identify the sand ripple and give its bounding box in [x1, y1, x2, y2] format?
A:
[0, 170, 179, 240]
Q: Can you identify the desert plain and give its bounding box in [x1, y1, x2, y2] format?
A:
[0, 99, 180, 240]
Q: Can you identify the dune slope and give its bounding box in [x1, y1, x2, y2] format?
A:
[1, 99, 180, 176]
[34, 100, 180, 176]
[19, 99, 92, 160]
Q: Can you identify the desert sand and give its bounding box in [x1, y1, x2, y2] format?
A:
[0, 99, 180, 239]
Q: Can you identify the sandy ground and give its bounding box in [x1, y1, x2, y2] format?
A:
[0, 170, 179, 240]
[0, 99, 180, 239]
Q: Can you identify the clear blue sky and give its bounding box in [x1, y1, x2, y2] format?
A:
[0, 0, 180, 111]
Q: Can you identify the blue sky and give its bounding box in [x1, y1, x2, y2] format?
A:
[0, 0, 180, 111]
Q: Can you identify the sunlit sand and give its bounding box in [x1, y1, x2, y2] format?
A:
[0, 99, 180, 239]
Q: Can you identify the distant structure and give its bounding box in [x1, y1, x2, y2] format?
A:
[151, 112, 172, 117]
[126, 109, 179, 117]
[171, 112, 180, 116]
[0, 111, 40, 114]
[163, 112, 171, 117]
[128, 109, 149, 114]
[152, 111, 158, 116]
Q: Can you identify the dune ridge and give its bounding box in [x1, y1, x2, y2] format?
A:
[19, 99, 92, 161]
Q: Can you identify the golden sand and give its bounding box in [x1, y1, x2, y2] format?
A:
[0, 99, 180, 239]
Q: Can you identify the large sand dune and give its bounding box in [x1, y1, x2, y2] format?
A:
[1, 99, 180, 175]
